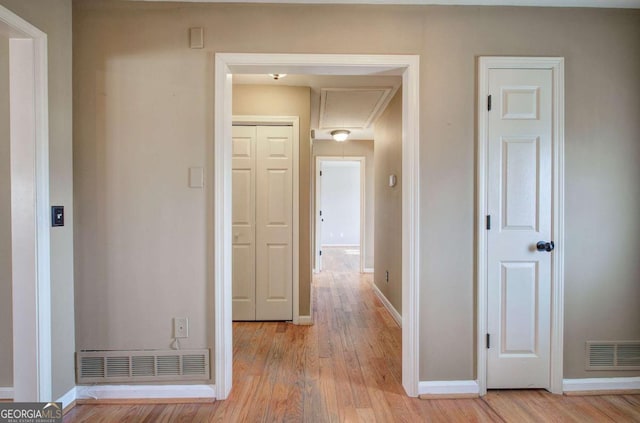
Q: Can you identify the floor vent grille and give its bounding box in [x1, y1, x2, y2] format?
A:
[77, 349, 210, 383]
[586, 342, 640, 370]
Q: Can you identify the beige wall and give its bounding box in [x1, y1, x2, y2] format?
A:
[0, 35, 12, 388]
[373, 91, 403, 313]
[73, 1, 640, 382]
[312, 139, 374, 270]
[0, 0, 74, 398]
[232, 84, 312, 315]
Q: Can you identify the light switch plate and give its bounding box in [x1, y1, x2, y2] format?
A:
[189, 167, 204, 188]
[51, 206, 64, 227]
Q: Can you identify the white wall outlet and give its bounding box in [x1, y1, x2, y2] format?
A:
[173, 317, 189, 338]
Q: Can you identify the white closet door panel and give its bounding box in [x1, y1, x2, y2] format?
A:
[256, 126, 293, 321]
[487, 68, 552, 389]
[232, 126, 256, 321]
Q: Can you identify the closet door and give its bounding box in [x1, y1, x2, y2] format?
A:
[256, 126, 293, 321]
[232, 126, 257, 321]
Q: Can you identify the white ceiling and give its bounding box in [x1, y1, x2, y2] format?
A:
[137, 0, 640, 8]
[234, 74, 401, 141]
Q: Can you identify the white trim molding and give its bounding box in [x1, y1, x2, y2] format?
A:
[370, 281, 402, 327]
[418, 380, 480, 396]
[297, 316, 313, 325]
[363, 268, 374, 273]
[137, 0, 640, 9]
[76, 384, 216, 401]
[1, 4, 52, 403]
[563, 377, 640, 393]
[56, 386, 77, 409]
[215, 53, 420, 399]
[476, 56, 565, 396]
[0, 387, 14, 400]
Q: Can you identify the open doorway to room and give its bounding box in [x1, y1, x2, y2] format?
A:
[0, 5, 52, 402]
[315, 157, 365, 273]
[215, 54, 420, 400]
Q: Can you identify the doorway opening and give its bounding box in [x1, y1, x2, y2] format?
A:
[315, 157, 366, 274]
[0, 5, 52, 401]
[215, 53, 420, 399]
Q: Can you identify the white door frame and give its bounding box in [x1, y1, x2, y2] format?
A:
[1, 5, 52, 401]
[215, 53, 420, 399]
[477, 56, 565, 395]
[232, 115, 300, 322]
[315, 156, 366, 273]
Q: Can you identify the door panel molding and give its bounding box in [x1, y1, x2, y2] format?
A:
[477, 56, 564, 395]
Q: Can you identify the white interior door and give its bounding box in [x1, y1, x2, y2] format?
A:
[487, 68, 554, 389]
[232, 126, 257, 321]
[256, 126, 293, 321]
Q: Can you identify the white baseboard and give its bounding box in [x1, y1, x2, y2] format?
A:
[321, 244, 360, 248]
[563, 377, 640, 393]
[296, 315, 313, 325]
[0, 387, 13, 400]
[56, 386, 77, 409]
[363, 267, 374, 273]
[418, 380, 480, 396]
[76, 384, 216, 401]
[370, 281, 402, 327]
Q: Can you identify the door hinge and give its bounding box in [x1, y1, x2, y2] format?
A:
[486, 333, 491, 349]
[319, 170, 323, 176]
[486, 215, 491, 230]
[319, 250, 322, 256]
[488, 95, 492, 111]
[319, 210, 322, 216]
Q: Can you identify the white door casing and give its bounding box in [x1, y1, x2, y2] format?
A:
[315, 161, 323, 273]
[232, 126, 257, 320]
[216, 54, 420, 400]
[487, 68, 552, 389]
[1, 5, 52, 402]
[256, 126, 294, 321]
[477, 57, 565, 395]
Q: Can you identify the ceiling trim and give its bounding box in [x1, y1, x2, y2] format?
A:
[135, 0, 640, 8]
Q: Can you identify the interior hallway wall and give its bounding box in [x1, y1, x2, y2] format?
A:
[232, 84, 312, 315]
[73, 1, 640, 382]
[373, 91, 402, 314]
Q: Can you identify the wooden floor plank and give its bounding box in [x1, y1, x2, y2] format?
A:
[64, 247, 640, 422]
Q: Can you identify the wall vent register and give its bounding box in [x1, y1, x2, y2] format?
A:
[77, 349, 210, 383]
[586, 341, 640, 370]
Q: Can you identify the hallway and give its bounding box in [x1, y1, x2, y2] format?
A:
[64, 248, 640, 422]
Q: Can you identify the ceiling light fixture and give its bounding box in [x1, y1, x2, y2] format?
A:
[330, 129, 350, 142]
[268, 73, 287, 80]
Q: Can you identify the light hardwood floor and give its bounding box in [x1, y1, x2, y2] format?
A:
[64, 247, 640, 422]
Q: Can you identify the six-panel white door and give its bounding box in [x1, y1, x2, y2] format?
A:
[232, 126, 257, 321]
[487, 68, 553, 388]
[232, 125, 293, 321]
